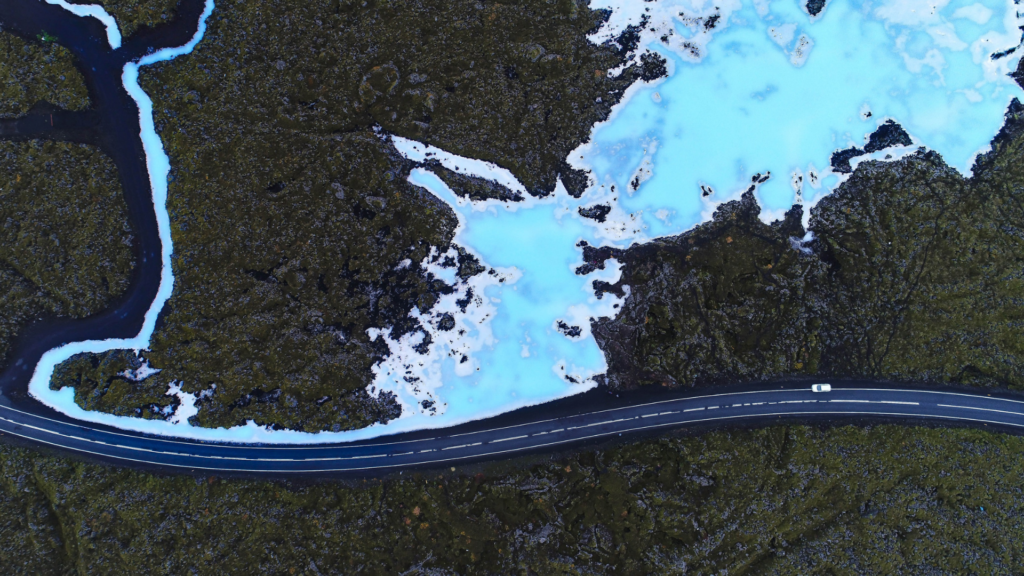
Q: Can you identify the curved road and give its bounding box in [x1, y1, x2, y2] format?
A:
[2, 4, 1024, 478]
[1, 382, 1022, 476]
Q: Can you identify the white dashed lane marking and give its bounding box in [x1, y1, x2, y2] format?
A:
[1, 388, 1023, 473]
[491, 435, 527, 444]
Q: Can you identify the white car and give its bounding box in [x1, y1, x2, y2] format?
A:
[811, 383, 832, 393]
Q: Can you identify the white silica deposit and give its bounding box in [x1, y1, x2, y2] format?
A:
[43, 0, 122, 49]
[26, 0, 224, 436]
[24, 0, 1024, 444]
[363, 0, 1024, 439]
[577, 0, 1023, 236]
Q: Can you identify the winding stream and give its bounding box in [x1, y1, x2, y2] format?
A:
[0, 0, 209, 430]
[2, 0, 1022, 446]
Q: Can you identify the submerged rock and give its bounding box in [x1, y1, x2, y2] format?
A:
[830, 146, 863, 173]
[638, 51, 668, 82]
[578, 203, 612, 223]
[575, 242, 622, 276]
[830, 120, 912, 173]
[805, 0, 828, 16]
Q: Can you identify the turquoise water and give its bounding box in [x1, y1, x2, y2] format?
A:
[374, 0, 1024, 432]
[374, 0, 1024, 434]
[579, 0, 1022, 237]
[28, 0, 1024, 443]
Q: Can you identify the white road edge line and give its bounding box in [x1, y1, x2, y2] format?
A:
[2, 409, 1020, 472]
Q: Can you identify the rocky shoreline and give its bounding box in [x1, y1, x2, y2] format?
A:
[594, 98, 1024, 393]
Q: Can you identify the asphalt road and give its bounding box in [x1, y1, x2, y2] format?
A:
[1, 383, 1022, 476]
[3, 3, 1024, 478]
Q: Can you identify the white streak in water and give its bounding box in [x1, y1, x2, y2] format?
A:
[24, 0, 254, 440]
[43, 0, 122, 49]
[391, 136, 530, 200]
[27, 0, 1024, 445]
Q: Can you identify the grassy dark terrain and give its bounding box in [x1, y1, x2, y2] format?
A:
[67, 0, 179, 38]
[0, 140, 134, 372]
[41, 0, 1024, 432]
[51, 0, 644, 431]
[0, 29, 89, 117]
[2, 3, 1024, 574]
[0, 424, 1020, 574]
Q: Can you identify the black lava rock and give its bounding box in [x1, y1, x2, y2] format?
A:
[831, 146, 865, 173]
[806, 0, 827, 16]
[578, 204, 612, 223]
[639, 51, 668, 82]
[864, 119, 912, 153]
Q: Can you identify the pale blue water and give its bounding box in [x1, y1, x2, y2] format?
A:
[27, 0, 1024, 443]
[579, 0, 1022, 237]
[369, 0, 1024, 437]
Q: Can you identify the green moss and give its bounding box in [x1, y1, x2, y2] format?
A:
[595, 194, 820, 388]
[427, 160, 524, 203]
[0, 30, 89, 117]
[597, 104, 1024, 391]
[0, 140, 134, 370]
[52, 0, 639, 430]
[68, 0, 179, 38]
[53, 351, 175, 419]
[0, 424, 1022, 573]
[813, 145, 1024, 385]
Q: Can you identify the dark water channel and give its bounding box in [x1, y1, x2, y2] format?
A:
[0, 0, 204, 421]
